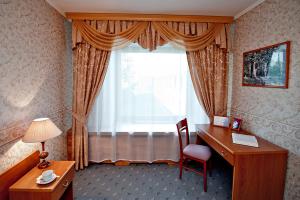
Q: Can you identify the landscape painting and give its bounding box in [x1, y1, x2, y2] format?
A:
[242, 41, 290, 88]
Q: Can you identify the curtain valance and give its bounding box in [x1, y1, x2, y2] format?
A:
[72, 20, 230, 51]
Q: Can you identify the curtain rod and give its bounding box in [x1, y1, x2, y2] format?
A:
[65, 12, 234, 23]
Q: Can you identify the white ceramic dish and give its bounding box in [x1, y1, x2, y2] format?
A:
[36, 173, 57, 185]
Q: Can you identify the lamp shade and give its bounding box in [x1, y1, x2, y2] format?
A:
[22, 118, 62, 143]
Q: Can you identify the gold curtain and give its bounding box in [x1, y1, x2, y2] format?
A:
[72, 43, 111, 170]
[187, 44, 228, 122]
[73, 20, 149, 50]
[151, 22, 223, 51]
[72, 19, 230, 170]
[72, 20, 229, 51]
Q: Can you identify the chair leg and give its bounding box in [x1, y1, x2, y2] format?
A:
[179, 159, 183, 179]
[203, 161, 207, 192]
[208, 159, 212, 177]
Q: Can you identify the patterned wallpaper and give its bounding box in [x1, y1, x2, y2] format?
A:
[63, 20, 73, 130]
[231, 0, 300, 199]
[0, 0, 71, 173]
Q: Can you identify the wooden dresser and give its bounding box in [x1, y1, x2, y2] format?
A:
[9, 161, 75, 200]
[196, 124, 288, 200]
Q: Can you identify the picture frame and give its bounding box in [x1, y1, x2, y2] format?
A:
[242, 41, 290, 88]
[213, 116, 230, 127]
[231, 118, 242, 131]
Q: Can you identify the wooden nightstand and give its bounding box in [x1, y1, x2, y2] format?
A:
[9, 161, 75, 200]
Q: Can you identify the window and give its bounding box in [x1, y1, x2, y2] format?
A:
[88, 44, 209, 132]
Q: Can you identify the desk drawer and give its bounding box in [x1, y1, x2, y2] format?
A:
[51, 167, 74, 200]
[198, 131, 234, 165]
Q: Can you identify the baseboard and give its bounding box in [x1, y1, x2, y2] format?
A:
[90, 160, 178, 166]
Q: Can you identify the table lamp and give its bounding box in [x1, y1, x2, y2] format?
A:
[22, 118, 62, 169]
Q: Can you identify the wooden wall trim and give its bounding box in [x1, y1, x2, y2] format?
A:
[0, 108, 65, 148]
[0, 151, 40, 200]
[65, 12, 234, 23]
[90, 160, 178, 166]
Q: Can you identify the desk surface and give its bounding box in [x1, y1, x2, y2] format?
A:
[10, 161, 75, 192]
[196, 124, 287, 155]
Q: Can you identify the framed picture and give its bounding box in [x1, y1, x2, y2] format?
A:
[231, 118, 242, 131]
[213, 116, 229, 127]
[242, 41, 290, 88]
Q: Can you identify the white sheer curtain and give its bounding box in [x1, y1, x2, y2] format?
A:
[88, 44, 209, 162]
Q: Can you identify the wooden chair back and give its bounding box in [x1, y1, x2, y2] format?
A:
[0, 150, 40, 200]
[176, 118, 190, 158]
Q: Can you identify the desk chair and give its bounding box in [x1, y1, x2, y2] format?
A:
[176, 118, 212, 192]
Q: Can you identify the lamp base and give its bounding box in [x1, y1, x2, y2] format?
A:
[38, 159, 51, 169]
[39, 142, 50, 169]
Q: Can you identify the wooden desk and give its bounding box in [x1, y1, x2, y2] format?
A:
[9, 161, 75, 200]
[196, 124, 288, 200]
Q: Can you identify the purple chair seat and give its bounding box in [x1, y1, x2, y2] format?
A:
[183, 144, 211, 161]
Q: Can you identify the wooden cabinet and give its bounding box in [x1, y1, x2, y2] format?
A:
[67, 129, 73, 161]
[9, 161, 75, 200]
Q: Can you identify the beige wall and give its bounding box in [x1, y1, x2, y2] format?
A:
[0, 0, 71, 173]
[231, 0, 300, 199]
[63, 20, 73, 131]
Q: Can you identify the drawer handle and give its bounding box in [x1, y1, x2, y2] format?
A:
[63, 180, 70, 187]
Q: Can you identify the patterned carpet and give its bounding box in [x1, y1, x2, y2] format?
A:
[74, 159, 232, 200]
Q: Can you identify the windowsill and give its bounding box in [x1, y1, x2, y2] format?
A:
[89, 123, 209, 133]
